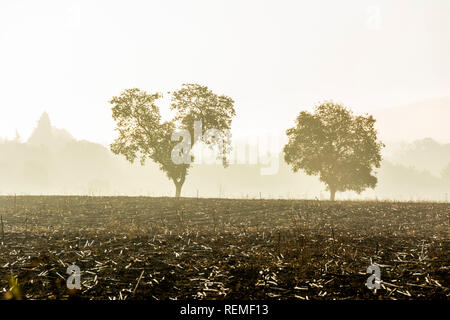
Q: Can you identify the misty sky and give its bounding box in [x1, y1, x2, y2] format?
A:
[0, 0, 449, 145]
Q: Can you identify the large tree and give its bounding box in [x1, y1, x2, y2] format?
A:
[110, 84, 235, 197]
[283, 101, 384, 201]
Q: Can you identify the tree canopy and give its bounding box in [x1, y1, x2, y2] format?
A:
[283, 101, 384, 200]
[110, 84, 235, 197]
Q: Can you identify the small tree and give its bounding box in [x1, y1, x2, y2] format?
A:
[283, 101, 384, 201]
[110, 84, 235, 197]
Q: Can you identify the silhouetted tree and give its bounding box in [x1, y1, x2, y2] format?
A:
[110, 84, 235, 197]
[28, 112, 74, 148]
[28, 112, 52, 146]
[14, 129, 21, 143]
[283, 101, 384, 201]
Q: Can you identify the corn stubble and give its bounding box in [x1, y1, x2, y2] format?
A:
[0, 196, 448, 300]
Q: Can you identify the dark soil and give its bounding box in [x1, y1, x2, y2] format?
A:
[0, 196, 448, 300]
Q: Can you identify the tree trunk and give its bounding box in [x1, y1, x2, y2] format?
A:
[330, 187, 336, 201]
[173, 169, 187, 198]
[175, 182, 183, 198]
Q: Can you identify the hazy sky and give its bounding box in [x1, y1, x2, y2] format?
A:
[0, 0, 449, 145]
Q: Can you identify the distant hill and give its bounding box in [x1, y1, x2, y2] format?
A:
[382, 138, 450, 177]
[0, 112, 449, 201]
[372, 98, 450, 144]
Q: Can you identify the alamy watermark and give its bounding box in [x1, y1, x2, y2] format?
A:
[66, 265, 81, 290]
[171, 121, 283, 175]
[366, 4, 382, 30]
[366, 263, 381, 290]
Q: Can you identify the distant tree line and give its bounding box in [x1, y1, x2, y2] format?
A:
[0, 89, 448, 201]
